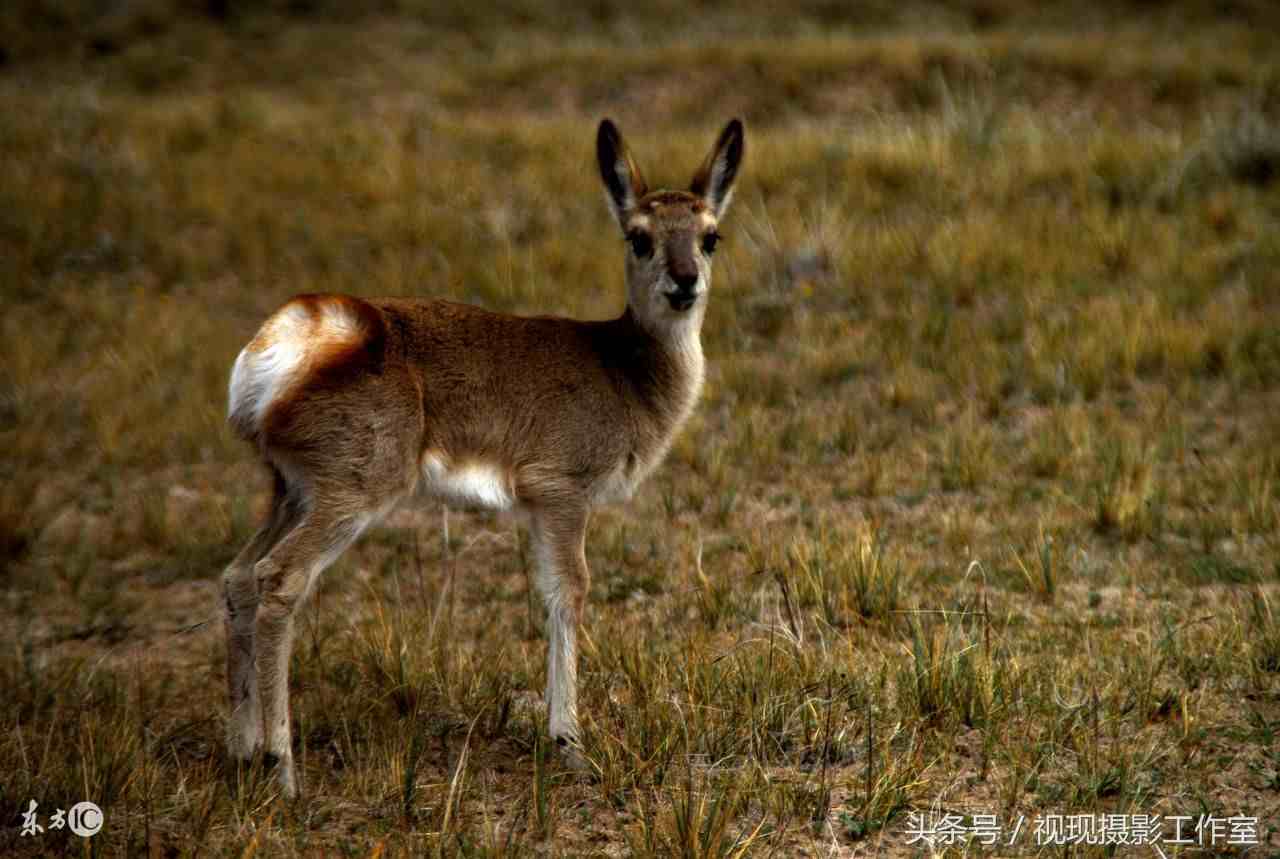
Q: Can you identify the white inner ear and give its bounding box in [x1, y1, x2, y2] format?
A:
[712, 184, 734, 216]
[708, 156, 733, 213]
[615, 157, 635, 208]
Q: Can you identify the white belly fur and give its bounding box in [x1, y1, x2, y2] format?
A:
[420, 453, 514, 511]
[592, 459, 640, 505]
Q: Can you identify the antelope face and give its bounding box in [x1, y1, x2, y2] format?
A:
[597, 118, 744, 333]
[623, 191, 721, 318]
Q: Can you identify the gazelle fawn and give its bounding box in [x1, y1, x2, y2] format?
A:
[222, 118, 745, 795]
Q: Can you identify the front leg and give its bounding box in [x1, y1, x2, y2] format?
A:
[530, 506, 591, 766]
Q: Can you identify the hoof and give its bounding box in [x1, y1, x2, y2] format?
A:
[554, 736, 592, 774]
[262, 752, 298, 797]
[226, 730, 262, 764]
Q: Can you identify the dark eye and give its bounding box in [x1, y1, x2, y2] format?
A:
[627, 231, 653, 259]
[701, 232, 720, 255]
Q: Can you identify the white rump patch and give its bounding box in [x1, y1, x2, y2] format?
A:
[421, 453, 514, 511]
[227, 299, 364, 434]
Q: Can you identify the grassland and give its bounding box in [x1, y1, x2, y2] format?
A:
[2, 1, 1279, 855]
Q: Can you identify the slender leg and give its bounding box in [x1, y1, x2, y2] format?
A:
[222, 474, 299, 761]
[530, 507, 591, 765]
[253, 508, 369, 796]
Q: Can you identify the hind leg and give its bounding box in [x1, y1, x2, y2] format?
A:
[253, 506, 372, 796]
[223, 470, 300, 761]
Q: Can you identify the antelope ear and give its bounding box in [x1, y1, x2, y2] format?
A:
[597, 119, 648, 230]
[689, 118, 745, 218]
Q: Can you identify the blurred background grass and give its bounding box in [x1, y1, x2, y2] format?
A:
[1, 1, 1279, 855]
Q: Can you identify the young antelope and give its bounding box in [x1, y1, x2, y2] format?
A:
[221, 118, 745, 795]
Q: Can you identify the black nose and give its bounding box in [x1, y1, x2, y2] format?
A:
[672, 271, 698, 291]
